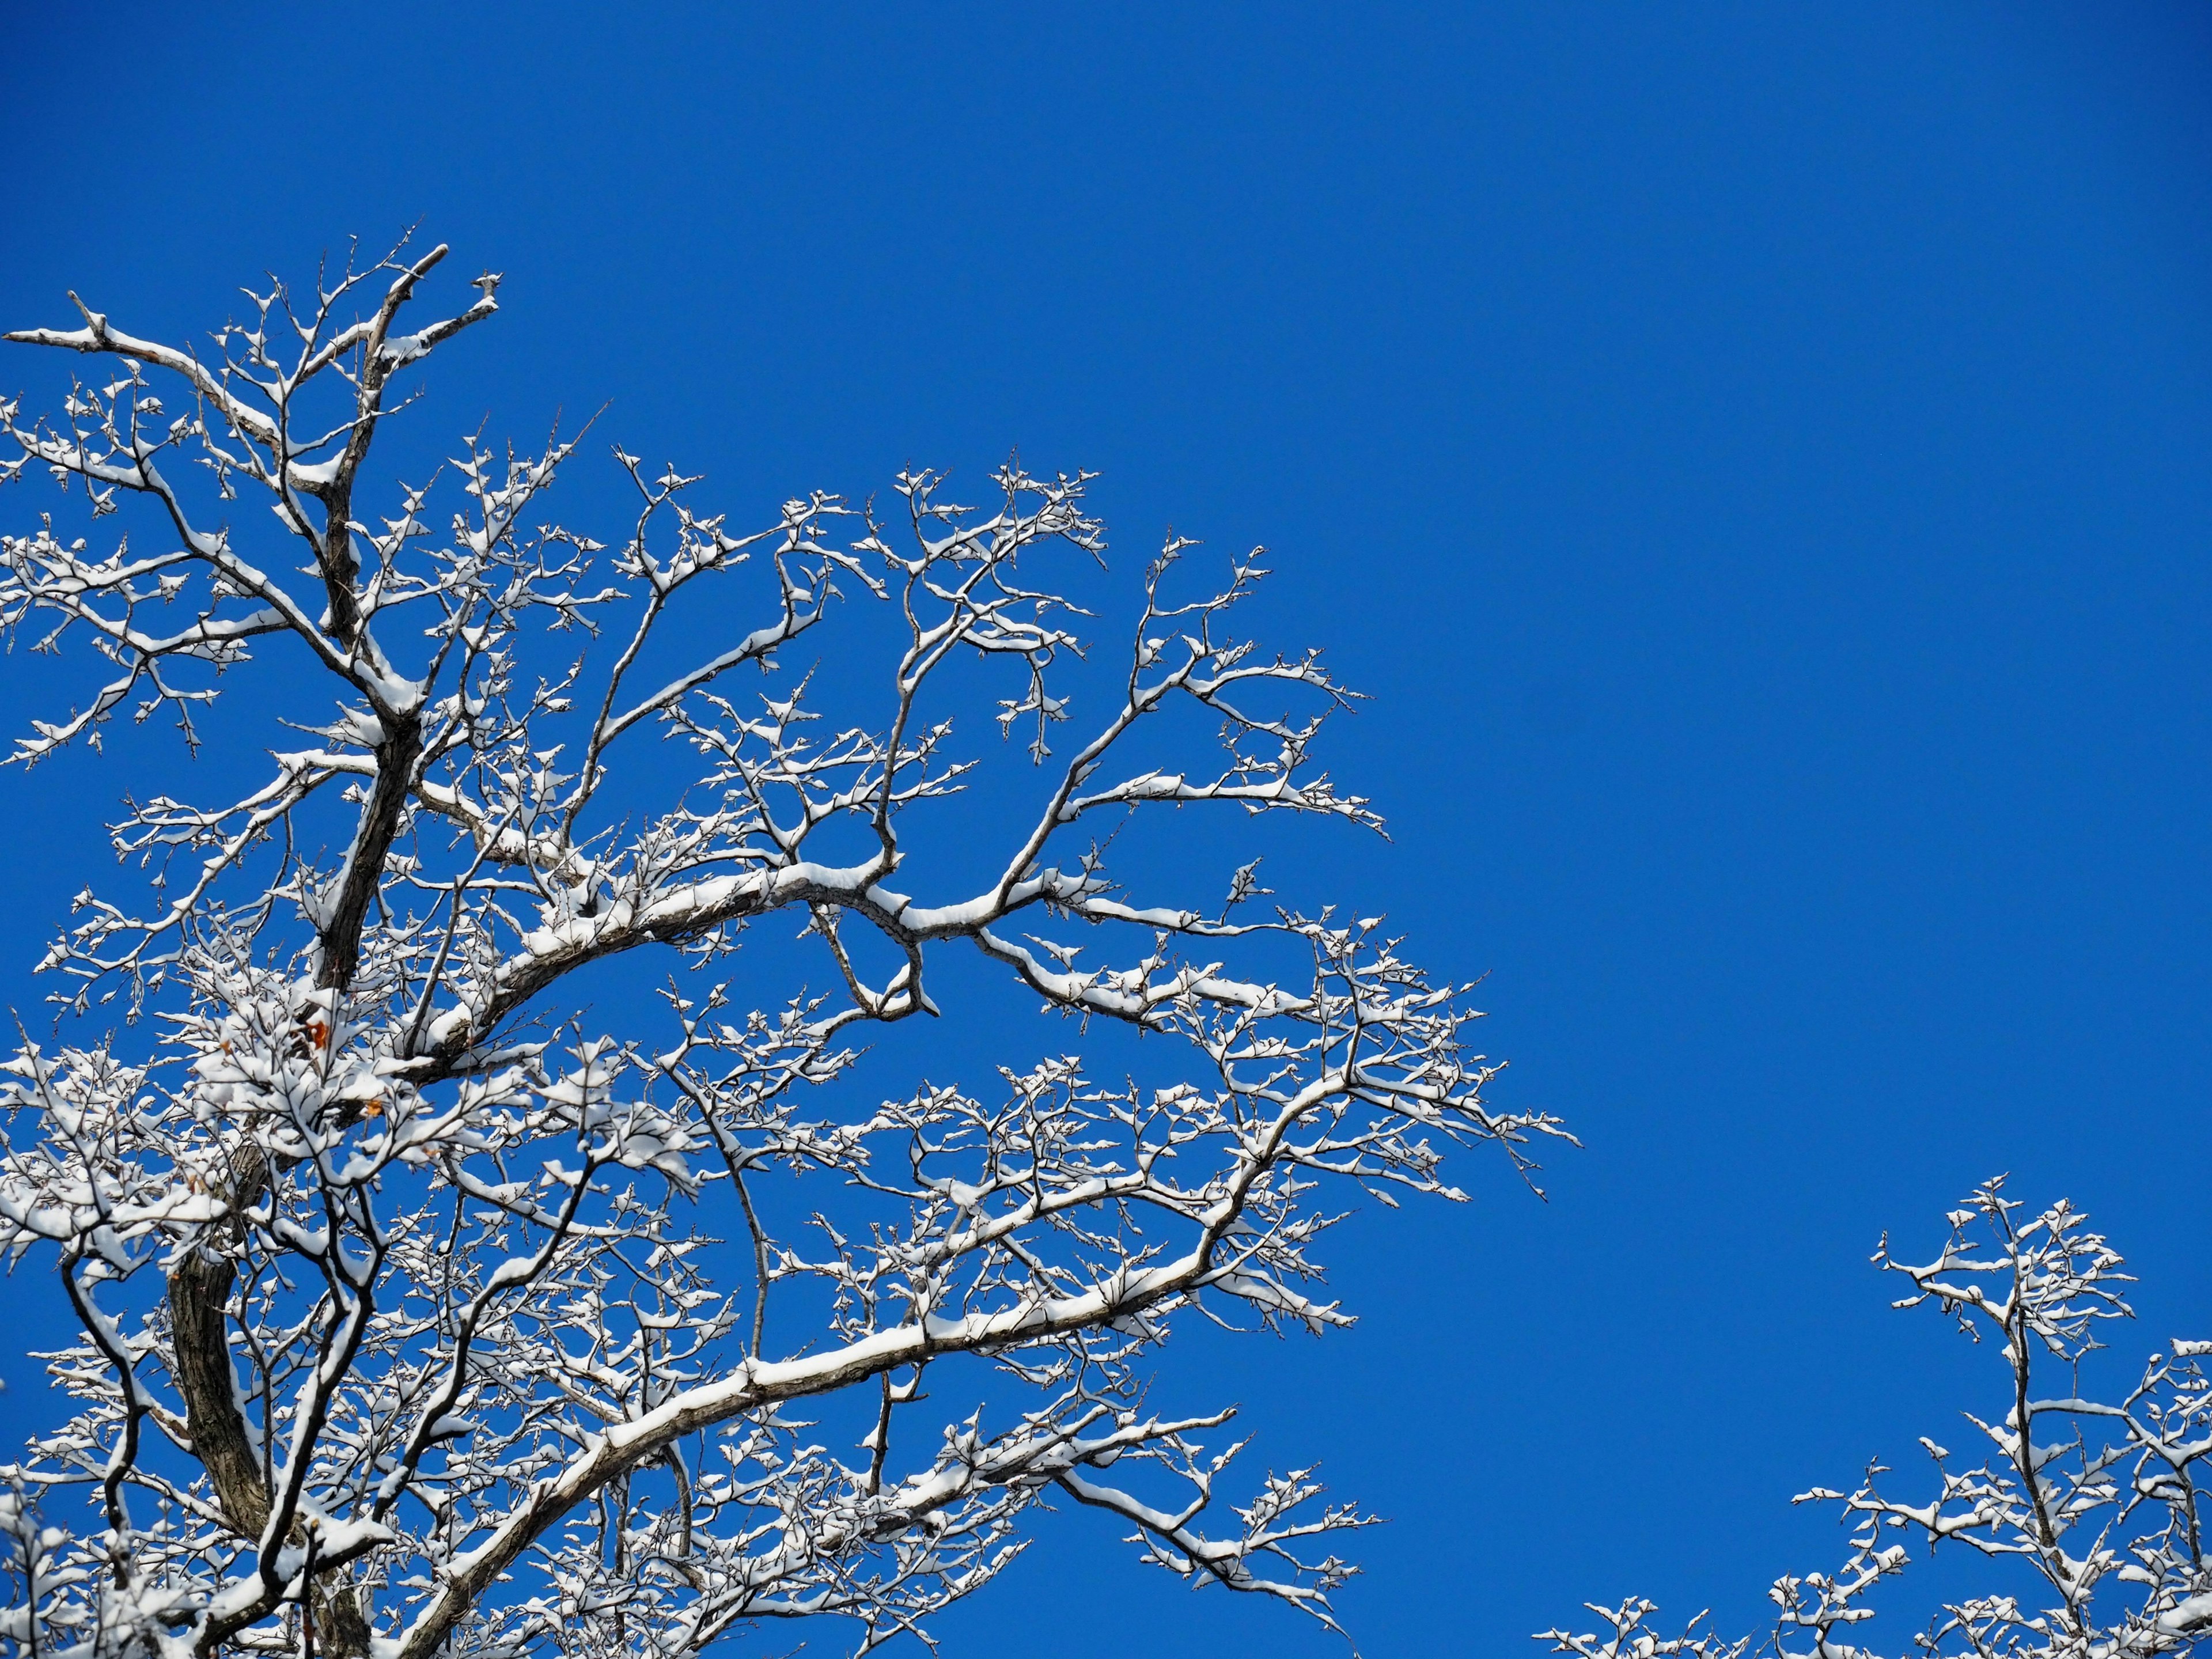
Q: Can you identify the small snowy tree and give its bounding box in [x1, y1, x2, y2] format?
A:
[0, 235, 1566, 1659]
[1545, 1181, 2212, 1659]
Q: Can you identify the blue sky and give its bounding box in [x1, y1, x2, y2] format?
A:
[3, 4, 2211, 1654]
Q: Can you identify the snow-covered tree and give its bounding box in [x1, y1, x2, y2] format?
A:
[0, 234, 1566, 1659]
[1544, 1181, 2212, 1659]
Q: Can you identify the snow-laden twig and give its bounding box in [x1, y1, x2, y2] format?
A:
[1555, 1181, 2212, 1659]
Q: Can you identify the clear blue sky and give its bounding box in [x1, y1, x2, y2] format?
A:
[3, 5, 2210, 1655]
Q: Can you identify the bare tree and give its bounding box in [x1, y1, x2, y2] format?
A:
[1545, 1182, 2212, 1659]
[0, 234, 1565, 1659]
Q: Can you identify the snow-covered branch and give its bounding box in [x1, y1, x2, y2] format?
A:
[1555, 1182, 2212, 1659]
[0, 240, 1559, 1659]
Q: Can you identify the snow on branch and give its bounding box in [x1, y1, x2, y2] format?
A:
[1553, 1181, 2212, 1659]
[0, 240, 1563, 1659]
